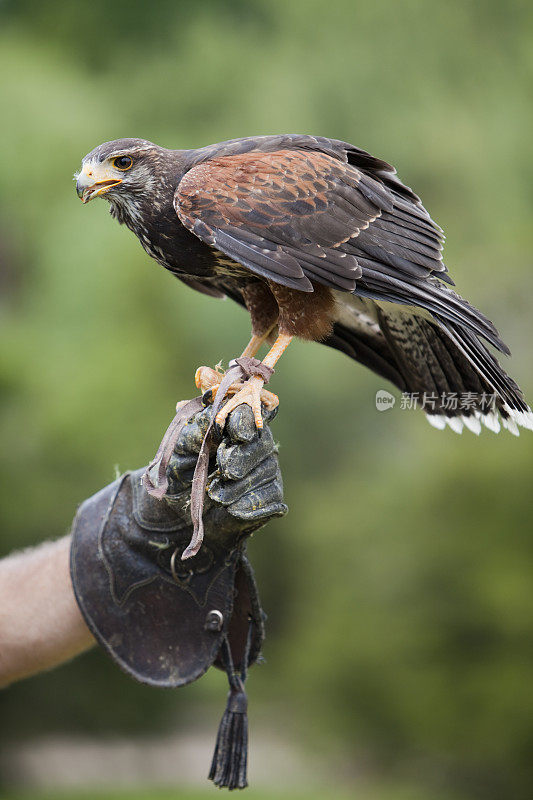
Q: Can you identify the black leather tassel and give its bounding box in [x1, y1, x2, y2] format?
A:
[209, 625, 254, 790]
[209, 676, 249, 789]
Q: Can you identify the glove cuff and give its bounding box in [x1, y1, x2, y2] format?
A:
[70, 470, 264, 688]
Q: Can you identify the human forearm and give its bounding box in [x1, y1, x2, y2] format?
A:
[0, 535, 94, 687]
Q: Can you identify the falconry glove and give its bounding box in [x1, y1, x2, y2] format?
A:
[70, 402, 287, 790]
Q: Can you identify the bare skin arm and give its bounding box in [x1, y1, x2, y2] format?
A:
[0, 535, 94, 687]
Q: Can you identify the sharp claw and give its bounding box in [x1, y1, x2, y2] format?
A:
[195, 365, 278, 430]
[202, 387, 216, 405]
[215, 376, 266, 431]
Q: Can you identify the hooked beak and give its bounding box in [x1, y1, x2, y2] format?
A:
[75, 164, 122, 203]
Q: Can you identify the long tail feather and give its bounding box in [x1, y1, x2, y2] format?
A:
[325, 294, 532, 435]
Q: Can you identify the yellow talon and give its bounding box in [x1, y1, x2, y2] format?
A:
[215, 375, 266, 430]
[194, 365, 279, 429]
[195, 365, 223, 393]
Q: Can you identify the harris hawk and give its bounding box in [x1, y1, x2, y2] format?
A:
[75, 134, 532, 434]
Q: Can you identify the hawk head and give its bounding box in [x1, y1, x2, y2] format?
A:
[75, 138, 177, 222]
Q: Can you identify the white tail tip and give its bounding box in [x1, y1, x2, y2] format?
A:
[425, 405, 533, 436]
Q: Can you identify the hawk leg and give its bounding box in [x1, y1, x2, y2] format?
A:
[195, 282, 287, 428]
[240, 331, 274, 359]
[195, 365, 279, 413]
[213, 332, 293, 430]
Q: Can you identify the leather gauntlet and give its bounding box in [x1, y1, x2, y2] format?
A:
[70, 403, 287, 789]
[70, 403, 286, 686]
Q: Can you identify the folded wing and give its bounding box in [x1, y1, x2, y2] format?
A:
[175, 142, 507, 354]
[176, 147, 448, 294]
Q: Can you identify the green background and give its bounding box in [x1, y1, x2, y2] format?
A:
[1, 1, 532, 798]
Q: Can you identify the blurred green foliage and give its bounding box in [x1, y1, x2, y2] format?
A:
[0, 787, 471, 800]
[1, 1, 532, 799]
[0, 788, 472, 800]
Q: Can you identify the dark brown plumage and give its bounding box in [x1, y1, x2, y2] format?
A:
[75, 134, 532, 434]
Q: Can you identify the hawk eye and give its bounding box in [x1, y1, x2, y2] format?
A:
[113, 155, 133, 170]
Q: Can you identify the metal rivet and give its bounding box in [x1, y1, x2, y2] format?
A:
[205, 609, 224, 632]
